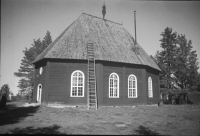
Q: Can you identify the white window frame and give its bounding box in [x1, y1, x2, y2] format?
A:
[148, 77, 153, 98]
[70, 70, 85, 97]
[109, 73, 119, 98]
[128, 74, 137, 98]
[37, 84, 42, 102]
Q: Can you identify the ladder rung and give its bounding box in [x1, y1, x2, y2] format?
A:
[89, 84, 96, 86]
[89, 94, 96, 96]
[89, 97, 96, 99]
[89, 82, 96, 84]
[89, 76, 95, 78]
[89, 90, 96, 92]
[89, 101, 96, 103]
[88, 72, 95, 74]
[89, 85, 95, 87]
[88, 57, 95, 59]
[89, 104, 96, 106]
[89, 75, 95, 77]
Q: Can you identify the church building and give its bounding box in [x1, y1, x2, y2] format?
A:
[32, 5, 161, 109]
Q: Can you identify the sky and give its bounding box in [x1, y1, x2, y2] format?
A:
[1, 0, 200, 95]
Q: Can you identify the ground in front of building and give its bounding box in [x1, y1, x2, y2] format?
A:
[0, 101, 200, 135]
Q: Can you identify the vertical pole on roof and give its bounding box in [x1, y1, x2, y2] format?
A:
[134, 10, 137, 45]
[102, 1, 106, 19]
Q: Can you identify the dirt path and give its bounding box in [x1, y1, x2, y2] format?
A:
[0, 102, 200, 135]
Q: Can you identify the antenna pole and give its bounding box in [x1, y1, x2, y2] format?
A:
[134, 10, 137, 45]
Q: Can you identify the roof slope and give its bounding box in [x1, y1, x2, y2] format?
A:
[33, 13, 161, 71]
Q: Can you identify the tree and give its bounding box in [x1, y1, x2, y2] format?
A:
[0, 84, 10, 109]
[154, 27, 199, 94]
[155, 27, 178, 92]
[197, 73, 200, 92]
[0, 84, 10, 97]
[174, 35, 199, 91]
[14, 31, 52, 93]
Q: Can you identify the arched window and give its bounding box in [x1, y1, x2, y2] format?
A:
[71, 70, 85, 97]
[148, 77, 153, 98]
[128, 74, 137, 98]
[109, 73, 119, 98]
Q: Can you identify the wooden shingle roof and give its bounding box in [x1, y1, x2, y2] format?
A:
[33, 13, 161, 71]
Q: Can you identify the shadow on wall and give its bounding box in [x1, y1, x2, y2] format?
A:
[8, 124, 67, 134]
[0, 103, 40, 126]
[134, 126, 171, 136]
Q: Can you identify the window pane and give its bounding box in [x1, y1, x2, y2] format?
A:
[110, 88, 113, 97]
[129, 89, 132, 97]
[78, 72, 82, 77]
[78, 77, 83, 86]
[133, 89, 136, 97]
[74, 72, 77, 76]
[78, 87, 83, 96]
[114, 88, 117, 97]
[73, 77, 77, 86]
[72, 87, 77, 96]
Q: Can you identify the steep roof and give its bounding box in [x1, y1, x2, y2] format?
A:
[33, 13, 161, 71]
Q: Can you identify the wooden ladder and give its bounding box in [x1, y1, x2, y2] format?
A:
[87, 41, 97, 110]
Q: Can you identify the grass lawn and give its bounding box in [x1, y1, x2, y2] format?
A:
[0, 101, 200, 135]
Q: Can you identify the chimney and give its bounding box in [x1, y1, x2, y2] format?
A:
[102, 1, 106, 19]
[134, 10, 137, 45]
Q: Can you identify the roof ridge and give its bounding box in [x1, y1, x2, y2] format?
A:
[82, 12, 123, 25]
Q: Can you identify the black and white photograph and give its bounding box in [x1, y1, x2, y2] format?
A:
[1, 0, 200, 135]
